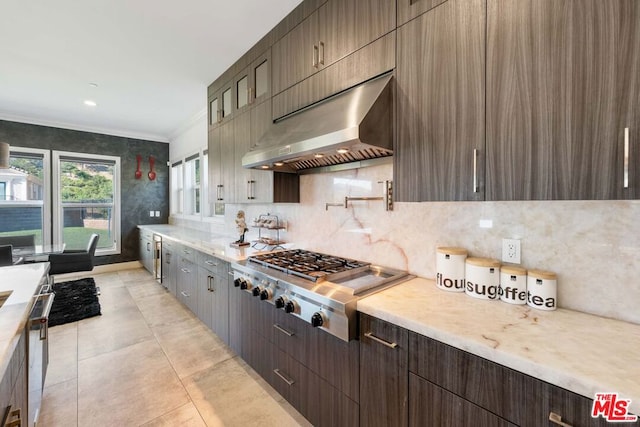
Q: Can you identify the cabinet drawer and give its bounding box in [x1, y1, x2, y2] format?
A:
[177, 245, 196, 263]
[409, 332, 633, 427]
[271, 348, 359, 427]
[409, 373, 516, 427]
[198, 251, 228, 276]
[139, 228, 153, 241]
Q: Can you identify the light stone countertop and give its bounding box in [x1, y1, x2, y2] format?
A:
[138, 224, 291, 263]
[357, 277, 640, 414]
[0, 263, 49, 382]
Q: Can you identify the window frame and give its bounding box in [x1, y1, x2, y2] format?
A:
[52, 150, 121, 256]
[0, 146, 51, 245]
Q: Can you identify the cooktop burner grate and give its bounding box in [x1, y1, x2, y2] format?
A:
[248, 249, 371, 282]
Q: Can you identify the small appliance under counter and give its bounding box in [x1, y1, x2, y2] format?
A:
[357, 277, 640, 416]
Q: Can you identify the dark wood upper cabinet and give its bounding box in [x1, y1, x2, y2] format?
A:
[272, 0, 396, 97]
[398, 0, 449, 27]
[486, 0, 640, 200]
[395, 0, 486, 202]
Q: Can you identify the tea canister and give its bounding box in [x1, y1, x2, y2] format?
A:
[436, 247, 468, 292]
[465, 257, 501, 300]
[527, 269, 557, 311]
[499, 265, 527, 305]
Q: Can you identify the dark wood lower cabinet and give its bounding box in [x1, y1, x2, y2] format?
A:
[359, 313, 408, 427]
[358, 315, 637, 427]
[409, 373, 516, 427]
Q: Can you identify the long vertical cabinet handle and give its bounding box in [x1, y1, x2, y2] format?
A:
[207, 275, 215, 292]
[624, 127, 630, 188]
[247, 180, 256, 200]
[248, 87, 253, 105]
[312, 45, 319, 68]
[217, 184, 223, 201]
[319, 41, 325, 65]
[473, 149, 479, 193]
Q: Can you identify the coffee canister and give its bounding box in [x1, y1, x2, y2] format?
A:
[465, 257, 501, 300]
[436, 247, 468, 292]
[499, 265, 527, 305]
[527, 269, 557, 311]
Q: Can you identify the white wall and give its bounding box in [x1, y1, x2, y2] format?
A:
[169, 111, 207, 161]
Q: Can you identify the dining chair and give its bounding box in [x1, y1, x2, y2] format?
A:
[48, 234, 100, 275]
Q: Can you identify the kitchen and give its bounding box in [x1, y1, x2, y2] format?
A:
[1, 0, 640, 426]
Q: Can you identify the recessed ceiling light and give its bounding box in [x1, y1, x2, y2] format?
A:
[84, 100, 97, 107]
[274, 162, 284, 166]
[260, 165, 270, 169]
[336, 148, 349, 154]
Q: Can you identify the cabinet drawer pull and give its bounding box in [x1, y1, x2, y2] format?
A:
[273, 323, 295, 337]
[181, 268, 191, 274]
[180, 291, 190, 298]
[273, 368, 295, 386]
[472, 148, 479, 193]
[549, 412, 573, 427]
[364, 332, 398, 349]
[624, 127, 630, 188]
[205, 260, 217, 266]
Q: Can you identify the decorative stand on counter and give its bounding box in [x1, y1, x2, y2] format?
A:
[251, 213, 286, 250]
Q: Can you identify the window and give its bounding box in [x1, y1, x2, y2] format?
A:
[0, 147, 51, 245]
[171, 161, 183, 215]
[184, 154, 201, 215]
[52, 151, 120, 255]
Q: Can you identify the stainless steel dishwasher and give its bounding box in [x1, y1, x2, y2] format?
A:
[28, 280, 55, 427]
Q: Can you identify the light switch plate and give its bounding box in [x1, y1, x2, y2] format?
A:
[155, 211, 160, 217]
[149, 210, 155, 217]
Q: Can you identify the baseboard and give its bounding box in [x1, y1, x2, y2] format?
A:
[52, 261, 143, 281]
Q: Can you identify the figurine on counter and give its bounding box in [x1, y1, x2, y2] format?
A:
[233, 210, 249, 246]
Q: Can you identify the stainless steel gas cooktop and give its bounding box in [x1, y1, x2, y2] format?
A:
[232, 249, 412, 341]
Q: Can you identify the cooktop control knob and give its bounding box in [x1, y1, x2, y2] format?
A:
[233, 278, 244, 288]
[274, 296, 288, 309]
[311, 312, 325, 327]
[284, 300, 297, 314]
[252, 286, 263, 297]
[240, 279, 250, 290]
[260, 288, 273, 301]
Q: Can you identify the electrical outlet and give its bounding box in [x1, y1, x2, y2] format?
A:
[502, 238, 521, 264]
[155, 210, 160, 217]
[149, 210, 155, 217]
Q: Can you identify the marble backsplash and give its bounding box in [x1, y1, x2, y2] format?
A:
[172, 163, 640, 325]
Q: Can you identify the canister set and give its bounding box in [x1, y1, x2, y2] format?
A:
[435, 247, 557, 311]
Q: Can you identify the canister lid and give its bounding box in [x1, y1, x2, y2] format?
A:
[437, 246, 468, 255]
[528, 269, 557, 280]
[501, 265, 527, 275]
[465, 257, 501, 267]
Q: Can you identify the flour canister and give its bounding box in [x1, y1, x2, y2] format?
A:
[527, 269, 557, 311]
[436, 247, 468, 292]
[465, 257, 501, 300]
[499, 265, 527, 305]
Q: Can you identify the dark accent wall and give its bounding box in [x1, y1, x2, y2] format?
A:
[0, 119, 169, 266]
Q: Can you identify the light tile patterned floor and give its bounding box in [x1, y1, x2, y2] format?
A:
[39, 268, 311, 427]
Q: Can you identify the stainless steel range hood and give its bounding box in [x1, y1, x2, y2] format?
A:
[242, 73, 393, 173]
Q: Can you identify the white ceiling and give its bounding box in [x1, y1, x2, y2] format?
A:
[0, 0, 302, 142]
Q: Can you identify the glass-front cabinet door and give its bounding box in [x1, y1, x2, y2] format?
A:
[236, 74, 249, 111]
[252, 49, 271, 104]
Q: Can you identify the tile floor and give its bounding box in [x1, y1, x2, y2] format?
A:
[39, 268, 311, 427]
